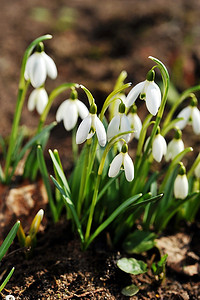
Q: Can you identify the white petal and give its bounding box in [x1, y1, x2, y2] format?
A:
[76, 100, 89, 119]
[94, 116, 107, 147]
[174, 174, 188, 199]
[76, 115, 92, 144]
[123, 153, 134, 181]
[63, 101, 78, 131]
[128, 113, 142, 139]
[146, 82, 161, 115]
[176, 106, 191, 130]
[125, 81, 145, 107]
[108, 153, 123, 178]
[41, 52, 57, 79]
[152, 134, 167, 162]
[29, 53, 47, 88]
[191, 107, 200, 134]
[25, 54, 36, 80]
[36, 88, 48, 114]
[194, 162, 200, 178]
[120, 114, 131, 142]
[107, 115, 121, 141]
[56, 100, 70, 122]
[27, 89, 38, 111]
[165, 139, 184, 162]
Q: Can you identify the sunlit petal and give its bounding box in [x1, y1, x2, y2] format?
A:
[128, 113, 142, 139]
[56, 100, 69, 122]
[125, 81, 145, 107]
[191, 107, 200, 134]
[107, 115, 121, 141]
[76, 115, 92, 144]
[63, 101, 78, 131]
[27, 89, 38, 111]
[120, 114, 131, 142]
[174, 174, 188, 199]
[29, 53, 46, 88]
[152, 134, 167, 162]
[76, 100, 89, 120]
[36, 88, 48, 114]
[176, 106, 191, 130]
[41, 52, 57, 79]
[146, 82, 161, 115]
[94, 116, 107, 147]
[123, 153, 134, 181]
[108, 153, 123, 178]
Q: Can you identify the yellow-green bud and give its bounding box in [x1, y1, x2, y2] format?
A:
[146, 69, 155, 82]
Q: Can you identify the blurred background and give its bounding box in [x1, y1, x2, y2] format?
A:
[1, 0, 200, 154]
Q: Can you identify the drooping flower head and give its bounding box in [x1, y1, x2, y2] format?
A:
[76, 103, 106, 147]
[150, 127, 167, 163]
[165, 129, 184, 162]
[127, 104, 142, 140]
[27, 87, 48, 115]
[175, 95, 200, 135]
[25, 42, 57, 88]
[56, 89, 89, 131]
[124, 69, 161, 116]
[108, 143, 134, 182]
[107, 102, 131, 143]
[174, 163, 188, 199]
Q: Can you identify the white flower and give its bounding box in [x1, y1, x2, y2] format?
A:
[165, 138, 184, 162]
[56, 97, 89, 131]
[124, 71, 161, 116]
[174, 174, 188, 199]
[27, 87, 48, 114]
[25, 46, 57, 88]
[108, 146, 134, 182]
[76, 110, 106, 147]
[176, 106, 200, 135]
[127, 107, 142, 140]
[194, 161, 200, 178]
[107, 114, 131, 143]
[152, 133, 167, 162]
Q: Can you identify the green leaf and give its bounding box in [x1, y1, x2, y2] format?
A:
[0, 221, 20, 261]
[50, 175, 84, 244]
[37, 146, 58, 222]
[117, 257, 147, 275]
[6, 122, 56, 183]
[123, 230, 157, 254]
[121, 284, 139, 296]
[0, 267, 15, 292]
[49, 149, 71, 198]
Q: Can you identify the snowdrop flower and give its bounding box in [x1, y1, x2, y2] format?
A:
[127, 105, 142, 140]
[174, 163, 188, 199]
[108, 143, 134, 182]
[124, 70, 161, 116]
[194, 161, 200, 178]
[152, 130, 167, 162]
[107, 102, 131, 143]
[27, 87, 48, 114]
[76, 103, 106, 147]
[165, 129, 184, 162]
[56, 90, 89, 131]
[25, 42, 57, 88]
[175, 97, 200, 134]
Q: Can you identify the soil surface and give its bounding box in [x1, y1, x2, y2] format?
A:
[0, 0, 200, 299]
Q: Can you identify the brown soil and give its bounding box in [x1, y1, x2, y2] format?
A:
[0, 0, 200, 299]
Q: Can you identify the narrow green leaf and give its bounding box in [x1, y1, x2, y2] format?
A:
[0, 221, 20, 261]
[50, 175, 84, 243]
[37, 146, 58, 222]
[7, 122, 56, 183]
[49, 149, 71, 198]
[0, 267, 15, 292]
[117, 257, 147, 275]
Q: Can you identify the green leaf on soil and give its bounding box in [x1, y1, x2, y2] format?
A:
[121, 284, 139, 296]
[117, 257, 147, 275]
[123, 230, 157, 254]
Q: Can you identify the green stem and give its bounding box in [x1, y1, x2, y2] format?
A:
[4, 82, 29, 180]
[85, 174, 101, 242]
[77, 141, 91, 217]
